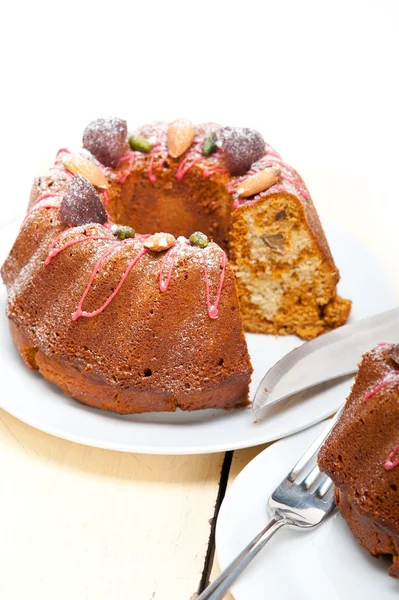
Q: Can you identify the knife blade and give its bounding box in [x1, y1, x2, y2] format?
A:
[253, 307, 399, 413]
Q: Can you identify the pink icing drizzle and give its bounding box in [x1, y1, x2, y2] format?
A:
[147, 154, 157, 183]
[159, 242, 226, 318]
[202, 166, 228, 178]
[72, 241, 147, 320]
[45, 232, 112, 265]
[117, 153, 135, 184]
[56, 148, 71, 158]
[43, 222, 226, 320]
[102, 188, 109, 207]
[199, 248, 226, 319]
[363, 371, 399, 402]
[23, 195, 62, 223]
[147, 131, 168, 182]
[385, 445, 399, 470]
[175, 156, 201, 180]
[148, 150, 168, 182]
[159, 244, 181, 292]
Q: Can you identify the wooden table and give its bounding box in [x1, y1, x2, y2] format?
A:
[0, 167, 397, 600]
[0, 409, 262, 599]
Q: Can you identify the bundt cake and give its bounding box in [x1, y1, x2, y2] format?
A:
[318, 343, 399, 577]
[1, 117, 350, 415]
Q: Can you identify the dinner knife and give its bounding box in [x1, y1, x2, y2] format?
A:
[253, 307, 399, 413]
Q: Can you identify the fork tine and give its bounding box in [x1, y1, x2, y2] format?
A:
[316, 476, 334, 498]
[302, 464, 321, 490]
[288, 406, 344, 482]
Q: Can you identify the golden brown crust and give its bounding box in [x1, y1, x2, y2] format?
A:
[9, 320, 250, 413]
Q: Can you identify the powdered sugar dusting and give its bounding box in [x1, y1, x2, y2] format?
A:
[363, 370, 399, 402]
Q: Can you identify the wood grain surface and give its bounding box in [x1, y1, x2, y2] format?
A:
[0, 411, 224, 599]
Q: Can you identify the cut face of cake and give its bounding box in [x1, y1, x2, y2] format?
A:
[318, 344, 399, 577]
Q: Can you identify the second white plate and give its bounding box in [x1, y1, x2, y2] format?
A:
[216, 421, 399, 599]
[0, 220, 395, 454]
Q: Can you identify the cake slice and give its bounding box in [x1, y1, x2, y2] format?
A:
[318, 344, 399, 577]
[229, 173, 351, 340]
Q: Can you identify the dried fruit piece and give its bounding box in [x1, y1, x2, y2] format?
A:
[144, 232, 176, 252]
[167, 119, 195, 158]
[63, 154, 108, 189]
[275, 209, 287, 221]
[111, 224, 136, 240]
[201, 132, 218, 157]
[59, 175, 107, 226]
[236, 165, 281, 198]
[129, 134, 152, 153]
[83, 117, 127, 168]
[189, 231, 209, 248]
[222, 127, 265, 175]
[262, 233, 285, 254]
[391, 344, 399, 366]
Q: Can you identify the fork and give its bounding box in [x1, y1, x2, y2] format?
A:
[197, 406, 344, 600]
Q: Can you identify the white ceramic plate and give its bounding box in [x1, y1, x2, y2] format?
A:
[216, 421, 399, 600]
[0, 220, 395, 454]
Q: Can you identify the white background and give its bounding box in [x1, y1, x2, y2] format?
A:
[1, 0, 399, 279]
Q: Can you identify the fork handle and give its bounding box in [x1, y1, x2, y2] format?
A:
[198, 516, 287, 600]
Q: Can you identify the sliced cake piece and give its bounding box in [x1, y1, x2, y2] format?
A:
[229, 179, 351, 339]
[318, 344, 399, 577]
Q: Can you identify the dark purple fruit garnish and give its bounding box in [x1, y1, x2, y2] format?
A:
[59, 175, 107, 226]
[82, 117, 127, 168]
[222, 127, 265, 176]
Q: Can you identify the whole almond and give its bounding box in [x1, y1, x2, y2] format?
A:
[236, 165, 281, 198]
[63, 154, 109, 189]
[167, 119, 195, 158]
[144, 232, 176, 252]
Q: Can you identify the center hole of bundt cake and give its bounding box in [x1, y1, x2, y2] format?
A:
[112, 166, 234, 249]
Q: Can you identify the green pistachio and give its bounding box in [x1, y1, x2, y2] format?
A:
[201, 132, 218, 157]
[113, 225, 136, 240]
[129, 134, 152, 153]
[189, 231, 209, 248]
